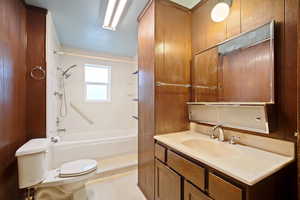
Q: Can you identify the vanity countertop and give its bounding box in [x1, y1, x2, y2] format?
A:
[154, 131, 294, 186]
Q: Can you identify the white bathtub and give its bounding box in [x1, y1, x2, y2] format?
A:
[50, 130, 137, 168]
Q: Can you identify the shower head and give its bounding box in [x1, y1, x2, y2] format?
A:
[62, 65, 77, 79]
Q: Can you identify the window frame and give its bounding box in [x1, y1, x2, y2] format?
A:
[84, 64, 112, 103]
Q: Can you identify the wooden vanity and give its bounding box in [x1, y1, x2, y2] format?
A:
[137, 0, 299, 199]
[154, 138, 294, 200]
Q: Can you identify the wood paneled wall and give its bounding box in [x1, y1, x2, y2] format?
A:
[192, 0, 299, 142]
[26, 6, 47, 139]
[0, 2, 47, 199]
[138, 2, 156, 200]
[0, 0, 27, 199]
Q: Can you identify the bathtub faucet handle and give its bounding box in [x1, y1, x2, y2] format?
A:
[51, 136, 59, 143]
[57, 128, 66, 132]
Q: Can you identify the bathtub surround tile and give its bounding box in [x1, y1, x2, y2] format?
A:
[46, 12, 61, 137]
[59, 48, 138, 135]
[190, 123, 295, 157]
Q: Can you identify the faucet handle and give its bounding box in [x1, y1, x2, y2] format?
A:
[210, 131, 216, 139]
[229, 136, 240, 145]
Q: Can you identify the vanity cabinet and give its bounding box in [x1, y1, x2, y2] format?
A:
[154, 142, 293, 200]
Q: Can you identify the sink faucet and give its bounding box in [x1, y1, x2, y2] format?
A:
[211, 124, 225, 142]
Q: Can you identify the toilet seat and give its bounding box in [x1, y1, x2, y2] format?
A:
[59, 159, 97, 178]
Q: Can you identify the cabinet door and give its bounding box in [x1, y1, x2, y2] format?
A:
[192, 0, 226, 54]
[155, 159, 181, 200]
[155, 86, 190, 134]
[184, 181, 212, 200]
[226, 0, 241, 38]
[192, 48, 219, 102]
[156, 0, 191, 84]
[208, 173, 242, 200]
[241, 0, 284, 32]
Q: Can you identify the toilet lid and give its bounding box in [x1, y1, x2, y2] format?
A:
[59, 159, 97, 178]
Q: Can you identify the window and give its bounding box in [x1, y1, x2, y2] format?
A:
[84, 64, 111, 102]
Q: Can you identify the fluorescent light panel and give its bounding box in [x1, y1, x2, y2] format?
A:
[103, 0, 127, 31]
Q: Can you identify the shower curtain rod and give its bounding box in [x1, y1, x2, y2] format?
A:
[54, 50, 137, 64]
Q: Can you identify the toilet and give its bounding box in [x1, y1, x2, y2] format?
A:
[15, 139, 98, 200]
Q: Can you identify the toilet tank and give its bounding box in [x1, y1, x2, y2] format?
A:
[15, 139, 50, 189]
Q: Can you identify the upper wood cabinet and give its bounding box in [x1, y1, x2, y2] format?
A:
[192, 0, 242, 54]
[241, 0, 284, 32]
[156, 1, 191, 84]
[192, 0, 227, 54]
[192, 0, 285, 53]
[225, 0, 241, 38]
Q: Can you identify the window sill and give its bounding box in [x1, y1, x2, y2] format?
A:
[85, 100, 111, 104]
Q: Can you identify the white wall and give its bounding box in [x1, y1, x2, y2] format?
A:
[59, 48, 138, 135]
[46, 12, 61, 137]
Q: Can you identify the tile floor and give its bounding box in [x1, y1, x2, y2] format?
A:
[75, 169, 146, 200]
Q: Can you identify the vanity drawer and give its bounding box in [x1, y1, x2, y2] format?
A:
[155, 143, 166, 162]
[208, 173, 242, 200]
[167, 150, 205, 190]
[184, 181, 212, 200]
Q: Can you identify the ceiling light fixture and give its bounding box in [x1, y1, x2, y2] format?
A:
[211, 0, 232, 22]
[103, 0, 127, 31]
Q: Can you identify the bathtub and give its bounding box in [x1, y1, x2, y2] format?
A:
[50, 130, 137, 168]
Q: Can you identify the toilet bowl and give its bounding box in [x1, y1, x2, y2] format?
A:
[15, 139, 98, 200]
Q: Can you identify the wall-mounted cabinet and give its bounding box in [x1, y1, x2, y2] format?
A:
[192, 48, 218, 102]
[191, 21, 275, 103]
[241, 0, 284, 32]
[191, 0, 298, 142]
[192, 0, 227, 54]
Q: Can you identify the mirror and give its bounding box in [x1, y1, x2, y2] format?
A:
[191, 21, 275, 103]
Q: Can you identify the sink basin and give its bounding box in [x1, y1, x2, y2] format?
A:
[181, 139, 239, 158]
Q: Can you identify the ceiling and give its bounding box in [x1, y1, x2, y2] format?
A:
[25, 0, 201, 58]
[170, 0, 201, 9]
